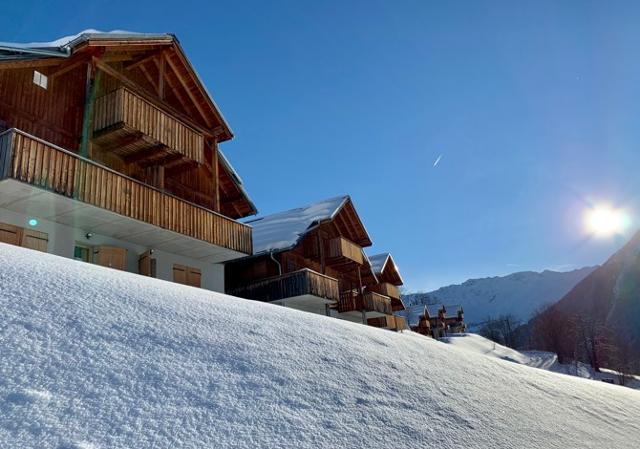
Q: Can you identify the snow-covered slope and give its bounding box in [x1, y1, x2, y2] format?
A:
[1, 243, 639, 449]
[441, 334, 640, 389]
[404, 267, 596, 325]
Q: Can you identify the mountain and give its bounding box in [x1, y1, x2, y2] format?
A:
[2, 243, 640, 448]
[545, 231, 640, 350]
[403, 267, 596, 326]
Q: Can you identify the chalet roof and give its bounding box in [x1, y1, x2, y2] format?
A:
[0, 30, 233, 140]
[396, 305, 427, 327]
[245, 195, 372, 256]
[218, 150, 257, 217]
[368, 252, 404, 286]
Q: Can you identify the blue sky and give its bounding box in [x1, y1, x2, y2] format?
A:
[3, 0, 640, 291]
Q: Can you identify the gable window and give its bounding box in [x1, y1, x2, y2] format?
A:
[32, 70, 48, 89]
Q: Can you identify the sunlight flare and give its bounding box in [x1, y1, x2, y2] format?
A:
[584, 205, 630, 237]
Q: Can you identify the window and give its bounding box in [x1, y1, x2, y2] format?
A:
[32, 70, 48, 90]
[74, 245, 92, 263]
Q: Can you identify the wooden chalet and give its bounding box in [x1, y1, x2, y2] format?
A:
[399, 304, 466, 338]
[226, 196, 401, 328]
[0, 30, 255, 291]
[365, 253, 407, 331]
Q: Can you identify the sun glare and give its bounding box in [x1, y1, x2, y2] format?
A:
[584, 206, 629, 237]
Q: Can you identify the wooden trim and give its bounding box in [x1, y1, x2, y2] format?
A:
[228, 268, 339, 303]
[93, 57, 214, 137]
[0, 128, 252, 254]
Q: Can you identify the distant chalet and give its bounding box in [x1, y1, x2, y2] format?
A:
[226, 196, 408, 330]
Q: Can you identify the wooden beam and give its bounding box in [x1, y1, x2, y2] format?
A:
[123, 51, 163, 71]
[153, 56, 192, 116]
[122, 144, 166, 164]
[0, 57, 65, 70]
[93, 57, 213, 137]
[158, 54, 165, 100]
[164, 51, 212, 127]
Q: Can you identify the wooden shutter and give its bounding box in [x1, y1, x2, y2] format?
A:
[138, 250, 155, 277]
[0, 223, 22, 246]
[94, 246, 127, 270]
[173, 264, 201, 288]
[21, 229, 49, 252]
[187, 267, 201, 288]
[173, 264, 187, 284]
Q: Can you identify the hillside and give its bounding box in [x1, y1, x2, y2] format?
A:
[545, 231, 640, 350]
[441, 334, 640, 389]
[404, 266, 596, 325]
[0, 243, 639, 448]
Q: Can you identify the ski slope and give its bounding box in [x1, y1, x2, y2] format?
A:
[0, 243, 639, 448]
[441, 333, 640, 389]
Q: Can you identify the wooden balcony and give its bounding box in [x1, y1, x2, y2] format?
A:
[325, 236, 363, 267]
[0, 129, 251, 256]
[93, 87, 204, 165]
[369, 282, 400, 299]
[367, 315, 407, 331]
[337, 290, 392, 315]
[227, 269, 339, 311]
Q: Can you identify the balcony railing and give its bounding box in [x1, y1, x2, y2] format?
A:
[367, 315, 407, 331]
[0, 129, 251, 255]
[337, 290, 392, 315]
[228, 269, 340, 303]
[369, 282, 401, 299]
[326, 236, 363, 266]
[93, 87, 205, 164]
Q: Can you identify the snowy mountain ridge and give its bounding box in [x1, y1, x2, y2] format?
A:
[0, 243, 638, 448]
[403, 266, 597, 325]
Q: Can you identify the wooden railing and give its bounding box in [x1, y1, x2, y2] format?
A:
[337, 290, 392, 315]
[228, 269, 340, 303]
[326, 236, 363, 265]
[369, 282, 401, 299]
[367, 315, 407, 331]
[93, 87, 205, 163]
[0, 129, 251, 255]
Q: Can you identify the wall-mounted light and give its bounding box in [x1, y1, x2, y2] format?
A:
[85, 232, 93, 240]
[27, 218, 38, 227]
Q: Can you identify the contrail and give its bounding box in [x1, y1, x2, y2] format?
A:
[433, 154, 443, 167]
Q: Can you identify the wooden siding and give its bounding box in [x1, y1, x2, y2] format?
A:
[369, 282, 401, 299]
[0, 129, 251, 255]
[93, 87, 205, 163]
[228, 269, 340, 303]
[337, 290, 393, 315]
[367, 315, 407, 331]
[326, 236, 364, 266]
[0, 66, 86, 151]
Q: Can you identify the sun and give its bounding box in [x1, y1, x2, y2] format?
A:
[584, 206, 629, 237]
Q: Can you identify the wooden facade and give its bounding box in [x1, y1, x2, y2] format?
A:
[0, 129, 251, 254]
[225, 197, 407, 328]
[228, 268, 340, 303]
[0, 33, 255, 265]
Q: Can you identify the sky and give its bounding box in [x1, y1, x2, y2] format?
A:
[3, 0, 640, 291]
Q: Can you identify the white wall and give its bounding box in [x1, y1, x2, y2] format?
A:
[0, 208, 226, 293]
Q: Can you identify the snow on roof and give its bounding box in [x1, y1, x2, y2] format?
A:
[245, 195, 350, 255]
[218, 150, 257, 215]
[2, 243, 640, 448]
[0, 29, 167, 52]
[395, 305, 427, 327]
[369, 253, 390, 275]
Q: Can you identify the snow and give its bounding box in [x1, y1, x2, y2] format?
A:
[369, 253, 389, 275]
[404, 267, 596, 326]
[245, 195, 349, 255]
[441, 334, 640, 389]
[0, 29, 146, 50]
[1, 242, 639, 448]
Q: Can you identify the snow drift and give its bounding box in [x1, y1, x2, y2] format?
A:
[0, 243, 639, 448]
